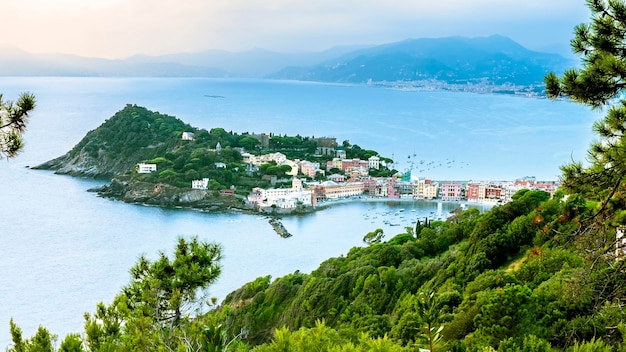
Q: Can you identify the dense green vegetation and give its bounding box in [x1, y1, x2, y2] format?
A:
[55, 104, 391, 193]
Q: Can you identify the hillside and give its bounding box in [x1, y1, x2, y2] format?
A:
[209, 189, 623, 351]
[34, 104, 196, 178]
[268, 35, 572, 86]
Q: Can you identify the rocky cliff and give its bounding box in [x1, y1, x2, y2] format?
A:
[95, 176, 248, 210]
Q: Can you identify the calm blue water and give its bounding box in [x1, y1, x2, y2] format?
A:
[0, 77, 597, 345]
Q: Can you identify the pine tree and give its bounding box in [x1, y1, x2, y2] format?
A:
[545, 0, 626, 226]
[0, 92, 36, 159]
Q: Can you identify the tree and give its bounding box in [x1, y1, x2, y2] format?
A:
[363, 228, 384, 245]
[415, 290, 443, 352]
[122, 237, 222, 325]
[82, 237, 223, 350]
[0, 92, 36, 159]
[544, 0, 626, 226]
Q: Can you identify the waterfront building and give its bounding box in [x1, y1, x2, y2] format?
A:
[466, 182, 480, 201]
[441, 182, 462, 201]
[397, 180, 414, 198]
[423, 181, 439, 199]
[247, 178, 313, 210]
[485, 184, 504, 203]
[310, 180, 365, 201]
[387, 178, 400, 199]
[413, 178, 438, 199]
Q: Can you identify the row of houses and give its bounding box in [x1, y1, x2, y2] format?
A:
[246, 176, 560, 211]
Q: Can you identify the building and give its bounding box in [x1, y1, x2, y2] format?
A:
[466, 183, 481, 202]
[441, 183, 462, 201]
[312, 137, 338, 148]
[251, 133, 270, 149]
[328, 174, 346, 183]
[368, 155, 381, 170]
[247, 178, 313, 210]
[299, 160, 322, 179]
[191, 178, 209, 189]
[182, 131, 195, 141]
[413, 179, 438, 199]
[247, 152, 288, 166]
[387, 178, 400, 198]
[326, 158, 344, 171]
[310, 181, 364, 201]
[137, 163, 157, 173]
[342, 158, 369, 173]
[484, 184, 504, 203]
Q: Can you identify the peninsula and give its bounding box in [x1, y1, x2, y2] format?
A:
[34, 104, 395, 214]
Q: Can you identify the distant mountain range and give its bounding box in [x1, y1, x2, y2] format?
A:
[0, 35, 573, 86]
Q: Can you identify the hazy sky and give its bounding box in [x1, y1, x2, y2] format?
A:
[5, 0, 591, 58]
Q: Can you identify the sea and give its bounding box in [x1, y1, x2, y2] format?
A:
[0, 77, 599, 346]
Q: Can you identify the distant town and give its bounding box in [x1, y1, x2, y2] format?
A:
[375, 79, 546, 98]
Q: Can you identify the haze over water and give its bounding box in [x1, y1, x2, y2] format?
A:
[0, 77, 597, 345]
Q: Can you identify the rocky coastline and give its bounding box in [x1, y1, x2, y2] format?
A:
[91, 175, 250, 212]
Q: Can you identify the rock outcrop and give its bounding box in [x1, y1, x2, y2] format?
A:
[95, 176, 248, 211]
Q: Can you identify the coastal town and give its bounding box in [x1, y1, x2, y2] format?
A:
[242, 155, 558, 212]
[136, 132, 559, 213]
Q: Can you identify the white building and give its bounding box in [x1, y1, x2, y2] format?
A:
[182, 131, 195, 140]
[247, 178, 313, 210]
[246, 152, 288, 166]
[137, 163, 157, 173]
[368, 155, 381, 170]
[191, 178, 209, 189]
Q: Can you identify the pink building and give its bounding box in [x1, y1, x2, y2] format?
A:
[441, 183, 462, 201]
[466, 183, 480, 201]
[247, 188, 264, 204]
[299, 160, 320, 179]
[387, 178, 400, 198]
[341, 158, 369, 172]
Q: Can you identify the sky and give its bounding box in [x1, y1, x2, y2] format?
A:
[4, 0, 591, 58]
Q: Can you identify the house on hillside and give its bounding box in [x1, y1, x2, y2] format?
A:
[182, 131, 195, 141]
[137, 163, 157, 173]
[192, 178, 209, 189]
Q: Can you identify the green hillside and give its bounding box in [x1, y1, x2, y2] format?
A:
[36, 104, 391, 196]
[210, 189, 623, 351]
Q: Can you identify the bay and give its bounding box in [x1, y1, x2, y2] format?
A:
[0, 77, 597, 346]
